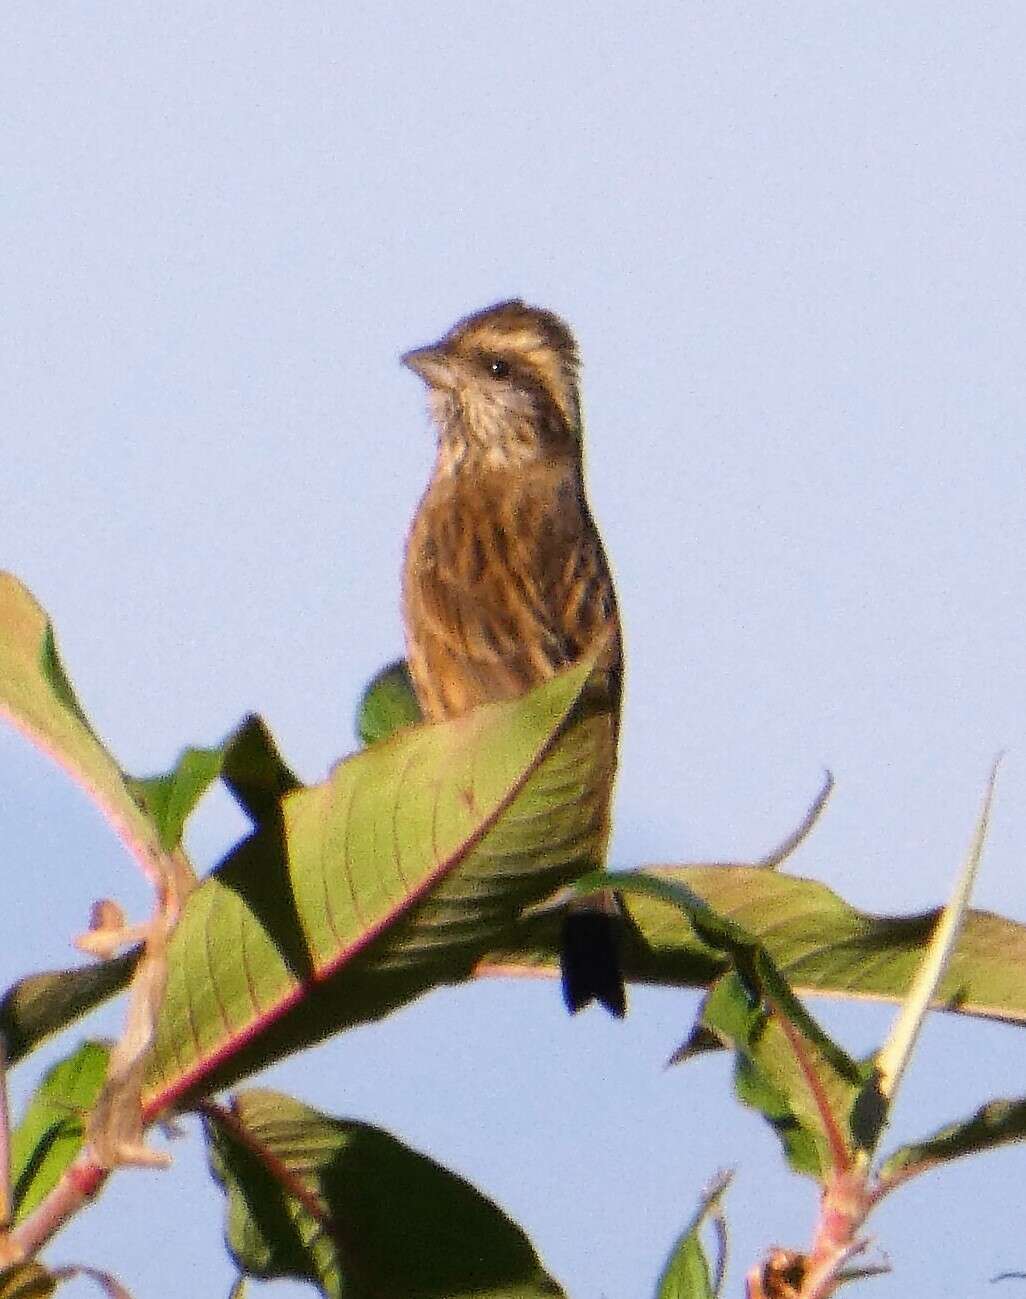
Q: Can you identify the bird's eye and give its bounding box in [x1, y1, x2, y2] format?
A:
[488, 357, 510, 379]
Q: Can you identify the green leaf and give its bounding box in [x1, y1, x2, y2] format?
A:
[0, 956, 137, 1068]
[125, 746, 226, 852]
[125, 713, 299, 848]
[0, 573, 189, 883]
[880, 1097, 1026, 1184]
[0, 575, 295, 892]
[144, 653, 614, 1109]
[204, 1089, 563, 1299]
[356, 659, 422, 746]
[10, 1042, 109, 1220]
[689, 974, 870, 1179]
[502, 862, 1026, 1028]
[656, 1173, 731, 1299]
[0, 728, 286, 1077]
[602, 870, 869, 1179]
[590, 869, 786, 1004]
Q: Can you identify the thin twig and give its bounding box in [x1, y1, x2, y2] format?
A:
[755, 771, 834, 868]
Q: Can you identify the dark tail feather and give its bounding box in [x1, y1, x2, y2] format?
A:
[560, 908, 627, 1018]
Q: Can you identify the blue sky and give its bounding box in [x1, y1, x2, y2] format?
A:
[4, 5, 1026, 1296]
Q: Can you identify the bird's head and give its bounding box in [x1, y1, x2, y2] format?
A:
[402, 299, 583, 473]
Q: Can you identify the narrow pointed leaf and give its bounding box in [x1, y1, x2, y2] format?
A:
[874, 762, 997, 1113]
[880, 1097, 1026, 1183]
[656, 1172, 731, 1299]
[204, 1089, 563, 1299]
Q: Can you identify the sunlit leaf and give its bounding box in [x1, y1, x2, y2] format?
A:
[356, 659, 421, 746]
[10, 1042, 109, 1219]
[125, 747, 226, 852]
[144, 653, 614, 1109]
[0, 573, 194, 895]
[501, 863, 1026, 1027]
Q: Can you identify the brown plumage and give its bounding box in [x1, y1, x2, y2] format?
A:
[401, 299, 626, 1016]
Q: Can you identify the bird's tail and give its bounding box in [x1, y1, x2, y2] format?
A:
[560, 890, 626, 1017]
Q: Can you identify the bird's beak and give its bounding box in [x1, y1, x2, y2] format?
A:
[401, 344, 455, 390]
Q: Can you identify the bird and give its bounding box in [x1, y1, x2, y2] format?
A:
[400, 298, 626, 1016]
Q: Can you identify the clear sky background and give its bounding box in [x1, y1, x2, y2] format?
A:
[4, 5, 1026, 1296]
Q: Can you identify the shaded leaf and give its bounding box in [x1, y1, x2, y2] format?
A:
[0, 1263, 57, 1299]
[596, 871, 866, 1178]
[574, 872, 874, 1179]
[11, 1042, 109, 1220]
[0, 956, 137, 1069]
[219, 715, 300, 825]
[204, 1089, 563, 1299]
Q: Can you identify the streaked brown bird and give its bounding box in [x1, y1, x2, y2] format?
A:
[400, 299, 626, 1016]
